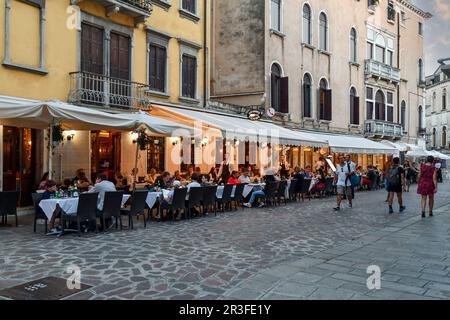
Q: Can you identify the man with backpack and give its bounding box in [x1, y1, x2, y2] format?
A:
[333, 156, 353, 211]
[387, 157, 406, 214]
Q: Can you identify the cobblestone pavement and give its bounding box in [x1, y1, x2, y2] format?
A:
[1, 183, 449, 300]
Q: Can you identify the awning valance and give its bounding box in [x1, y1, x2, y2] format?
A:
[150, 105, 328, 147]
[305, 132, 397, 155]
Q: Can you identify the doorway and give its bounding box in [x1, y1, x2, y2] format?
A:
[2, 127, 36, 206]
[90, 131, 121, 183]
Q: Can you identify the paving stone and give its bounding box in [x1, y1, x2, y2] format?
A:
[270, 282, 317, 298]
[306, 287, 354, 300]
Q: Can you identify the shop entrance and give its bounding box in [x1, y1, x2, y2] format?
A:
[90, 131, 121, 183]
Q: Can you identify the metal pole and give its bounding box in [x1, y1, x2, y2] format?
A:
[132, 134, 139, 192]
[0, 125, 3, 191]
[48, 124, 53, 179]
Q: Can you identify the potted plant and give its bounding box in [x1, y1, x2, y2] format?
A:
[136, 129, 150, 151]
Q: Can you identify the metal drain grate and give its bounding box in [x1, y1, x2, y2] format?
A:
[0, 277, 91, 300]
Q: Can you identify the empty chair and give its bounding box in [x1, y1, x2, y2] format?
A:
[120, 191, 148, 229]
[117, 185, 131, 195]
[231, 183, 246, 210]
[160, 187, 188, 222]
[216, 184, 234, 213]
[264, 181, 279, 207]
[97, 191, 124, 231]
[288, 179, 298, 201]
[32, 193, 47, 233]
[202, 185, 218, 215]
[0, 191, 20, 227]
[61, 192, 99, 237]
[276, 180, 288, 205]
[186, 187, 203, 219]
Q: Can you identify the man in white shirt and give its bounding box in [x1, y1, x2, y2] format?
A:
[333, 156, 353, 211]
[89, 173, 117, 211]
[238, 169, 251, 184]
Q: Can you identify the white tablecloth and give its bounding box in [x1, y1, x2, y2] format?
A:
[146, 192, 162, 208]
[216, 185, 236, 199]
[39, 194, 131, 220]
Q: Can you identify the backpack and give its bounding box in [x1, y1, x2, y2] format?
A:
[387, 167, 400, 186]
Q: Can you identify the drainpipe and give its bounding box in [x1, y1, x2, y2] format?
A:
[203, 0, 207, 108]
[397, 12, 401, 126]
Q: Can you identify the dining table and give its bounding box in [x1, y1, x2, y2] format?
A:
[39, 194, 131, 220]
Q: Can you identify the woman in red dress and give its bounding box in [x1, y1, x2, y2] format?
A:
[417, 156, 438, 218]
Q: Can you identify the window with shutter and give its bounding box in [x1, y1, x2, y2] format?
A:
[303, 74, 312, 118]
[271, 64, 282, 112]
[149, 44, 166, 92]
[182, 0, 196, 14]
[350, 88, 359, 125]
[182, 54, 196, 98]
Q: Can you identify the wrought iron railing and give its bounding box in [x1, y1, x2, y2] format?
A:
[365, 59, 401, 82]
[365, 119, 404, 138]
[69, 71, 152, 109]
[119, 0, 152, 11]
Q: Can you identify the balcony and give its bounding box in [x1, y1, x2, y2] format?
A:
[71, 0, 153, 25]
[365, 59, 401, 83]
[68, 71, 152, 110]
[365, 120, 404, 139]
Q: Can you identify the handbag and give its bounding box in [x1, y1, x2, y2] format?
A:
[347, 163, 359, 187]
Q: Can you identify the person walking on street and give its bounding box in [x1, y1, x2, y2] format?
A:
[417, 156, 438, 218]
[386, 157, 406, 214]
[383, 155, 393, 202]
[333, 156, 353, 211]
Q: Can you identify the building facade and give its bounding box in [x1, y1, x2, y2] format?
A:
[211, 0, 430, 144]
[425, 60, 450, 153]
[0, 0, 209, 204]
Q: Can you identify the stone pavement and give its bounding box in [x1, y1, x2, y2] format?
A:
[0, 183, 449, 300]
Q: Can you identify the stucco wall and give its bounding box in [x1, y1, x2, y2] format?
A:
[211, 0, 265, 99]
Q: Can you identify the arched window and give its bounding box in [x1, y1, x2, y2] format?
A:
[318, 78, 331, 121]
[350, 28, 357, 62]
[401, 100, 406, 130]
[319, 12, 328, 51]
[375, 35, 386, 63]
[271, 63, 282, 112]
[350, 87, 359, 125]
[433, 128, 437, 148]
[418, 105, 423, 130]
[418, 59, 424, 83]
[443, 127, 447, 148]
[302, 73, 312, 118]
[375, 90, 385, 121]
[443, 88, 447, 110]
[303, 4, 312, 45]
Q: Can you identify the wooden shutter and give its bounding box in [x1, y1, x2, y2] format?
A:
[110, 33, 130, 80]
[182, 55, 196, 98]
[324, 89, 332, 121]
[81, 23, 104, 75]
[271, 73, 277, 111]
[149, 45, 157, 89]
[353, 96, 360, 125]
[149, 45, 166, 92]
[280, 77, 289, 114]
[303, 83, 311, 118]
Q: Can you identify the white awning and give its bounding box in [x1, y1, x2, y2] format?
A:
[381, 140, 409, 152]
[305, 132, 397, 154]
[427, 150, 450, 160]
[0, 96, 191, 135]
[151, 105, 328, 147]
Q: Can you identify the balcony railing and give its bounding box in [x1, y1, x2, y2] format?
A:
[365, 120, 404, 139]
[365, 59, 401, 83]
[69, 71, 152, 109]
[71, 0, 152, 25]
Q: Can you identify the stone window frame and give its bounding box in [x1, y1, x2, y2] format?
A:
[269, 0, 283, 34]
[146, 29, 171, 97]
[77, 12, 134, 80]
[3, 0, 48, 75]
[179, 0, 200, 22]
[178, 39, 201, 103]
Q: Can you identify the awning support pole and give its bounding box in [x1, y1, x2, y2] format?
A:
[48, 124, 53, 180]
[132, 134, 139, 193]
